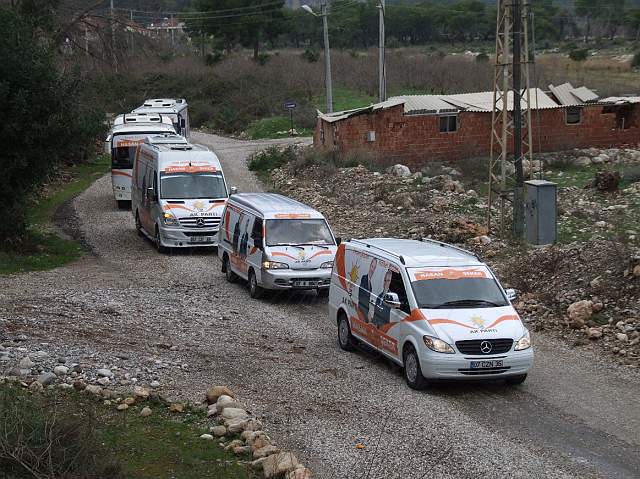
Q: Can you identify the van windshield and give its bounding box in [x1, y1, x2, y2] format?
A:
[160, 171, 227, 200]
[408, 267, 508, 309]
[265, 219, 334, 247]
[112, 133, 155, 169]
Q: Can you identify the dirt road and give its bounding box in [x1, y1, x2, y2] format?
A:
[1, 132, 639, 479]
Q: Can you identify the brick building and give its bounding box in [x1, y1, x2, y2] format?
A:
[313, 83, 640, 169]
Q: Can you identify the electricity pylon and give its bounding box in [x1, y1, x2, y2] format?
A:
[487, 0, 534, 238]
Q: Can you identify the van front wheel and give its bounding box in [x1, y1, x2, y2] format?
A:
[337, 314, 356, 351]
[155, 226, 169, 254]
[224, 255, 238, 283]
[403, 345, 429, 390]
[248, 270, 264, 299]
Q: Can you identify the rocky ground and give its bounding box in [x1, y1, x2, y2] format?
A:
[1, 134, 640, 479]
[271, 146, 640, 369]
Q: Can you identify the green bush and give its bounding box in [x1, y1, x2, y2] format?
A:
[0, 383, 121, 478]
[255, 52, 271, 65]
[301, 48, 320, 63]
[205, 50, 224, 65]
[248, 145, 298, 176]
[569, 48, 589, 62]
[0, 8, 105, 245]
[632, 52, 640, 69]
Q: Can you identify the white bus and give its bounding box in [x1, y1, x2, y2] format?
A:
[107, 120, 176, 209]
[132, 98, 190, 138]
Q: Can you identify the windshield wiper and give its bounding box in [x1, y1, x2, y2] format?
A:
[271, 243, 305, 250]
[428, 299, 504, 309]
[298, 243, 330, 249]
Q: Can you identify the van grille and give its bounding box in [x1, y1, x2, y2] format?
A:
[457, 366, 511, 375]
[455, 338, 513, 355]
[179, 217, 221, 228]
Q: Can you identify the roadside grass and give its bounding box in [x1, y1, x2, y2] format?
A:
[0, 381, 249, 479]
[248, 145, 298, 183]
[245, 116, 313, 139]
[0, 155, 110, 275]
[315, 87, 376, 112]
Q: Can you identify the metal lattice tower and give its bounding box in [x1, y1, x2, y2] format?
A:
[487, 0, 534, 238]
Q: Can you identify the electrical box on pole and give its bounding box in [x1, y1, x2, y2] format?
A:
[525, 180, 557, 245]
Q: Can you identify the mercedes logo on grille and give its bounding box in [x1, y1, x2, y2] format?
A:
[480, 341, 492, 354]
[195, 218, 206, 227]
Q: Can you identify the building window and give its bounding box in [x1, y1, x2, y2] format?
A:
[439, 115, 457, 133]
[566, 107, 582, 125]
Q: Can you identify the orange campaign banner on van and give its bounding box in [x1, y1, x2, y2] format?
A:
[114, 138, 145, 147]
[273, 213, 311, 219]
[163, 165, 217, 173]
[412, 267, 488, 281]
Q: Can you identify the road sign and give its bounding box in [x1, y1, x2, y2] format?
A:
[283, 100, 297, 110]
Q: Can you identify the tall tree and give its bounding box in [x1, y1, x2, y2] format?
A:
[188, 0, 285, 60]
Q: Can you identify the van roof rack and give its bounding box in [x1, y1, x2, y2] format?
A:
[420, 238, 479, 259]
[350, 239, 406, 265]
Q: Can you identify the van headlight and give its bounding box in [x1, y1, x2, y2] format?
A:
[162, 212, 180, 226]
[320, 261, 334, 269]
[514, 330, 532, 351]
[262, 261, 289, 269]
[423, 335, 455, 354]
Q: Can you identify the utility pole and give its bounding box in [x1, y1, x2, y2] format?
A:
[130, 10, 134, 55]
[110, 0, 117, 72]
[321, 1, 333, 113]
[487, 0, 532, 238]
[378, 0, 386, 102]
[170, 13, 175, 48]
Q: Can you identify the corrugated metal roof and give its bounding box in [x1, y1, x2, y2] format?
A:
[395, 95, 459, 115]
[317, 98, 404, 123]
[599, 96, 640, 105]
[571, 86, 599, 103]
[548, 83, 599, 106]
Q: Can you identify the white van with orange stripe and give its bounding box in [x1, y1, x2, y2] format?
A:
[217, 193, 338, 298]
[131, 134, 231, 252]
[108, 119, 176, 209]
[329, 238, 533, 389]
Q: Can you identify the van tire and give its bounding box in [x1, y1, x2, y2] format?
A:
[117, 200, 130, 210]
[135, 211, 144, 237]
[505, 374, 527, 386]
[224, 255, 238, 283]
[337, 313, 356, 351]
[154, 226, 169, 254]
[248, 270, 264, 299]
[403, 344, 429, 390]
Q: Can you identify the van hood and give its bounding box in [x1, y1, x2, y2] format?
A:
[161, 199, 227, 219]
[421, 305, 526, 343]
[265, 244, 337, 269]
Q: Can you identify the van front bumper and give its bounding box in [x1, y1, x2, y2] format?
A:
[260, 268, 332, 290]
[419, 347, 534, 380]
[159, 226, 219, 248]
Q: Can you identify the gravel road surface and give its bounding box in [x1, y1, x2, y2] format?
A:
[1, 132, 639, 479]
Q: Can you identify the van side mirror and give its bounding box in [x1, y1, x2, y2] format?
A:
[335, 237, 342, 246]
[505, 288, 517, 302]
[383, 292, 401, 309]
[180, 118, 186, 128]
[229, 186, 238, 195]
[147, 187, 157, 201]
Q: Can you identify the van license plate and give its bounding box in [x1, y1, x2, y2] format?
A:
[190, 236, 212, 243]
[470, 360, 503, 369]
[293, 280, 315, 287]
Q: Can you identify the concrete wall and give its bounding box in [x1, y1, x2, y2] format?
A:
[313, 103, 640, 168]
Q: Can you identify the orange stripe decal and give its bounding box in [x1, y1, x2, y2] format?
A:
[272, 252, 297, 260]
[112, 170, 132, 178]
[428, 319, 474, 329]
[486, 315, 519, 329]
[309, 250, 333, 260]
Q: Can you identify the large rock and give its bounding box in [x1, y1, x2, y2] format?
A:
[286, 467, 313, 479]
[567, 300, 593, 328]
[586, 327, 603, 339]
[254, 445, 280, 459]
[221, 407, 248, 420]
[18, 356, 35, 369]
[573, 156, 592, 167]
[262, 452, 299, 479]
[226, 417, 250, 434]
[206, 385, 234, 404]
[37, 372, 56, 386]
[388, 164, 411, 177]
[96, 368, 113, 378]
[210, 425, 227, 437]
[134, 386, 150, 399]
[216, 394, 242, 412]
